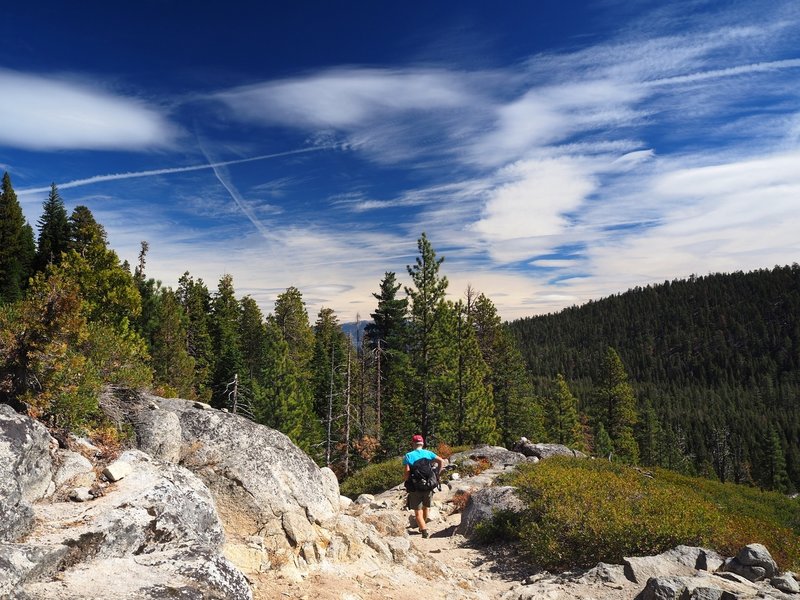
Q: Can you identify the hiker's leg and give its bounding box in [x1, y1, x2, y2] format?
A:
[414, 507, 426, 529]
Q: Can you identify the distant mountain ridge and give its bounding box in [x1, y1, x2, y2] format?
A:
[508, 264, 800, 490]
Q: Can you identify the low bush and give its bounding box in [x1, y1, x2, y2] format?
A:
[339, 456, 403, 499]
[503, 457, 800, 571]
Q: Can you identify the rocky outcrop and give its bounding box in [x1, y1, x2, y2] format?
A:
[0, 403, 54, 542]
[2, 448, 251, 599]
[101, 390, 425, 576]
[450, 445, 534, 468]
[141, 395, 341, 569]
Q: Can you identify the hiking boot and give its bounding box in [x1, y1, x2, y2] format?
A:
[421, 529, 430, 538]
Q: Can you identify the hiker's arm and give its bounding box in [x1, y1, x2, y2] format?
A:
[435, 456, 446, 473]
[403, 463, 410, 481]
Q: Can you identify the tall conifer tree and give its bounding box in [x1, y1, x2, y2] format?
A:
[598, 347, 640, 463]
[35, 184, 70, 271]
[0, 172, 30, 303]
[151, 288, 195, 398]
[209, 274, 244, 408]
[405, 233, 450, 442]
[452, 299, 497, 445]
[546, 374, 582, 447]
[365, 271, 410, 454]
[176, 272, 214, 401]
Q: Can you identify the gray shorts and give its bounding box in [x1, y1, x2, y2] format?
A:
[407, 490, 433, 510]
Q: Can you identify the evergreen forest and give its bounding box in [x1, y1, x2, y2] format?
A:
[0, 174, 541, 477]
[509, 265, 800, 492]
[2, 171, 798, 494]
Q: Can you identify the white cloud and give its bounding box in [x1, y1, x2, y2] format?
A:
[471, 157, 597, 262]
[0, 69, 177, 151]
[214, 68, 478, 129]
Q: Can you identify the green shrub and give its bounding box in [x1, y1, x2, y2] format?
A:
[340, 457, 403, 499]
[504, 457, 800, 571]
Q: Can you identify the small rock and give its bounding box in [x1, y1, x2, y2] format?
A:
[68, 487, 93, 502]
[192, 401, 212, 410]
[450, 473, 461, 480]
[339, 495, 353, 510]
[639, 576, 688, 600]
[102, 460, 132, 482]
[73, 437, 101, 456]
[355, 494, 375, 505]
[722, 557, 767, 582]
[772, 573, 800, 594]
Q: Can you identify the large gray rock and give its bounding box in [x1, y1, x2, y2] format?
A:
[0, 404, 54, 542]
[50, 449, 94, 492]
[456, 485, 525, 536]
[625, 546, 725, 584]
[133, 406, 182, 463]
[638, 576, 692, 599]
[512, 440, 586, 460]
[450, 445, 532, 468]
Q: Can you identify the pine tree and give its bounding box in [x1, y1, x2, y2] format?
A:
[452, 299, 497, 445]
[176, 272, 214, 400]
[34, 184, 70, 271]
[471, 292, 544, 445]
[763, 428, 790, 493]
[312, 307, 350, 465]
[546, 374, 581, 447]
[365, 271, 411, 454]
[636, 397, 663, 467]
[68, 205, 107, 258]
[598, 347, 640, 463]
[239, 296, 268, 383]
[254, 316, 322, 455]
[209, 274, 244, 409]
[151, 288, 195, 398]
[405, 233, 450, 443]
[594, 422, 613, 458]
[19, 224, 36, 290]
[0, 172, 30, 303]
[272, 287, 320, 453]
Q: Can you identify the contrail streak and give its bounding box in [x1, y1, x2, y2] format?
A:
[18, 145, 332, 195]
[645, 58, 800, 87]
[197, 141, 273, 240]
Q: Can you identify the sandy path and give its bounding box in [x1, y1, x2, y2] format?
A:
[251, 509, 523, 600]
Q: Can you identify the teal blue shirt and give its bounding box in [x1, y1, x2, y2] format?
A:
[403, 448, 437, 466]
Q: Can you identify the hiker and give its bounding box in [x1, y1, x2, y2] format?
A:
[403, 434, 445, 538]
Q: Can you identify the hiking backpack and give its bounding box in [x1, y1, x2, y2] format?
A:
[406, 457, 439, 492]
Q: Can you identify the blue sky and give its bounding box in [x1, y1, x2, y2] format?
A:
[2, 1, 799, 321]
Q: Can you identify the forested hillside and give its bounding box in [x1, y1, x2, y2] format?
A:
[509, 265, 800, 491]
[0, 173, 543, 478]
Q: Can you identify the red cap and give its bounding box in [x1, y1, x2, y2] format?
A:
[412, 434, 424, 444]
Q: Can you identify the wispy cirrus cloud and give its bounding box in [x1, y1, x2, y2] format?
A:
[213, 68, 480, 129]
[0, 69, 178, 151]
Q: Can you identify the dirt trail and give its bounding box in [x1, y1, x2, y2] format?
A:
[251, 509, 523, 600]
